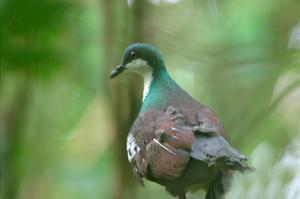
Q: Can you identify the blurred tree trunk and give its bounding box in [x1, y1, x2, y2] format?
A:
[102, 0, 149, 199]
[0, 72, 32, 199]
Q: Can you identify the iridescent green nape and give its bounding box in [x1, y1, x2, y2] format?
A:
[141, 69, 180, 112]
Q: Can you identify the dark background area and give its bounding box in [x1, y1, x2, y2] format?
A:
[1, 0, 300, 198]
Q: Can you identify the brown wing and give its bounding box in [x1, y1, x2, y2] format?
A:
[128, 106, 247, 185]
[128, 106, 200, 183]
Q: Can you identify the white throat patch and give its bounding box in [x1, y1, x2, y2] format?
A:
[126, 58, 153, 101]
[142, 72, 153, 101]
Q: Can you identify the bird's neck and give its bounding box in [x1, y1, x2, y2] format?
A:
[142, 72, 153, 101]
[141, 68, 180, 112]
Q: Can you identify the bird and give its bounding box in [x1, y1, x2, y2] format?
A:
[110, 43, 253, 199]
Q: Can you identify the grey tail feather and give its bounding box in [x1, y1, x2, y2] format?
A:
[224, 158, 255, 173]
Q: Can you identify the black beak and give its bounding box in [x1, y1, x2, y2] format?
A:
[110, 64, 126, 79]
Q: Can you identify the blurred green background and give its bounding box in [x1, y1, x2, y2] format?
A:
[1, 0, 300, 199]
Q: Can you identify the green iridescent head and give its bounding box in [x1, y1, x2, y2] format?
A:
[110, 43, 166, 78]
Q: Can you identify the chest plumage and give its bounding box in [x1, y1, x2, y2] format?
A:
[111, 43, 252, 199]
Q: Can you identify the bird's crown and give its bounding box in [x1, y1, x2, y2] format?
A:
[122, 43, 165, 69]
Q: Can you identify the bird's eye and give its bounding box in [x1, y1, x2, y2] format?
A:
[130, 51, 136, 58]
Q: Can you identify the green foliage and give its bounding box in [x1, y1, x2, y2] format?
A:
[1, 0, 71, 74]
